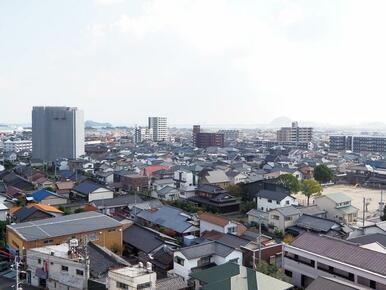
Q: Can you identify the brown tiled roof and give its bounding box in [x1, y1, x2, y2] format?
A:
[199, 212, 230, 227]
[290, 232, 386, 276]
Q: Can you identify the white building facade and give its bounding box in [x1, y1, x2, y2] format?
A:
[148, 117, 168, 142]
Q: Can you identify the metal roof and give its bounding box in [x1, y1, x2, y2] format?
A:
[290, 232, 386, 276]
[8, 211, 122, 241]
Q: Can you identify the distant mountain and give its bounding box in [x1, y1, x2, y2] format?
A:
[85, 120, 113, 128]
[267, 116, 293, 128]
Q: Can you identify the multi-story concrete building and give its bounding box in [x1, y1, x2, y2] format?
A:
[192, 125, 224, 148]
[330, 135, 386, 153]
[277, 122, 313, 143]
[283, 232, 386, 289]
[32, 106, 85, 161]
[3, 139, 32, 152]
[134, 127, 153, 143]
[107, 264, 157, 290]
[218, 129, 240, 141]
[148, 117, 168, 142]
[26, 243, 88, 289]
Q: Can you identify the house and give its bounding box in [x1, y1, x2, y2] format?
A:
[72, 181, 114, 202]
[107, 264, 157, 290]
[28, 188, 67, 206]
[91, 194, 146, 215]
[287, 214, 344, 238]
[0, 196, 9, 221]
[152, 178, 175, 191]
[199, 169, 230, 188]
[6, 211, 123, 255]
[152, 186, 180, 201]
[136, 205, 198, 237]
[256, 189, 298, 212]
[314, 193, 359, 224]
[173, 241, 243, 280]
[226, 170, 248, 184]
[268, 206, 302, 233]
[198, 212, 246, 236]
[190, 262, 293, 290]
[283, 232, 386, 289]
[246, 208, 269, 226]
[189, 184, 240, 213]
[12, 204, 63, 223]
[95, 171, 114, 184]
[55, 181, 75, 195]
[121, 174, 149, 191]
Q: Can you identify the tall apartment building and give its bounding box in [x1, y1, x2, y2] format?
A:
[32, 106, 85, 161]
[148, 117, 168, 142]
[277, 122, 313, 143]
[218, 129, 240, 141]
[330, 135, 386, 153]
[134, 127, 153, 143]
[192, 125, 224, 148]
[3, 139, 32, 152]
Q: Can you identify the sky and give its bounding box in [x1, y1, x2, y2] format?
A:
[1, 0, 386, 126]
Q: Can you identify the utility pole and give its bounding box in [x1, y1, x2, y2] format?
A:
[363, 196, 366, 228]
[14, 253, 21, 290]
[83, 236, 90, 290]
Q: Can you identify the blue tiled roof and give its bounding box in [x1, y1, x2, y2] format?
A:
[74, 181, 102, 195]
[30, 189, 57, 202]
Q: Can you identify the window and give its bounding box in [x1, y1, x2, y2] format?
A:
[44, 239, 54, 244]
[174, 256, 184, 266]
[285, 270, 292, 277]
[268, 199, 272, 203]
[276, 201, 280, 205]
[108, 229, 115, 232]
[116, 282, 128, 289]
[285, 217, 292, 221]
[272, 215, 280, 220]
[76, 269, 84, 276]
[61, 265, 68, 272]
[137, 282, 152, 289]
[370, 280, 376, 289]
[227, 226, 236, 233]
[38, 259, 41, 264]
[229, 258, 239, 264]
[286, 200, 290, 205]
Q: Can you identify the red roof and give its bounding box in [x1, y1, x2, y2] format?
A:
[143, 165, 170, 177]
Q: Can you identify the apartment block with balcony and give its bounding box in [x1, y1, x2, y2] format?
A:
[283, 232, 386, 289]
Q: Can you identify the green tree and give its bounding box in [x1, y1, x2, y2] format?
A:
[314, 164, 333, 184]
[276, 174, 300, 194]
[301, 179, 322, 206]
[225, 184, 244, 198]
[256, 261, 287, 281]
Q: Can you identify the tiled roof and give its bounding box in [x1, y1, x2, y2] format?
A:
[256, 189, 292, 202]
[73, 181, 103, 195]
[290, 232, 386, 275]
[178, 241, 235, 259]
[8, 211, 122, 241]
[199, 212, 230, 227]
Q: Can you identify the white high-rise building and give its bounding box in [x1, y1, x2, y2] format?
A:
[32, 106, 85, 161]
[134, 127, 153, 143]
[148, 117, 168, 142]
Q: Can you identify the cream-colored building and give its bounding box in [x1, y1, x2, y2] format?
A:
[107, 264, 156, 290]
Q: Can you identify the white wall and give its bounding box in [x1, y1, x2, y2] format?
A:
[88, 187, 114, 202]
[257, 196, 298, 212]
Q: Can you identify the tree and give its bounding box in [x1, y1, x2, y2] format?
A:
[314, 164, 333, 184]
[301, 179, 322, 206]
[256, 261, 287, 281]
[276, 174, 300, 194]
[226, 184, 244, 198]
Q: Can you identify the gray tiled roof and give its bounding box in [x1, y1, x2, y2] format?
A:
[8, 211, 122, 241]
[137, 205, 196, 234]
[256, 189, 292, 202]
[179, 241, 235, 259]
[348, 233, 386, 248]
[291, 232, 386, 275]
[274, 206, 301, 217]
[296, 215, 340, 233]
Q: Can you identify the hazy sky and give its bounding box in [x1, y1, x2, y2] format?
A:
[1, 0, 386, 126]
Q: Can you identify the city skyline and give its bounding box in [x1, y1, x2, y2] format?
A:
[2, 0, 386, 125]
